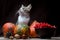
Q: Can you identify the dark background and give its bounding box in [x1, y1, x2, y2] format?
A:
[0, 0, 60, 36]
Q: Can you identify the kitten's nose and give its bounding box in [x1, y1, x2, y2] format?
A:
[24, 10, 29, 12]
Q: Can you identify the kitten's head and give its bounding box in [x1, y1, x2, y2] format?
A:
[20, 4, 32, 12]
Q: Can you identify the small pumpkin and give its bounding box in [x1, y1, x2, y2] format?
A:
[2, 22, 16, 38]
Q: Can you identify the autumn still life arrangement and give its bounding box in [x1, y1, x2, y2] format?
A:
[2, 20, 56, 39]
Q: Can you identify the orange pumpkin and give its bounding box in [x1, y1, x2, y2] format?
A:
[30, 20, 39, 37]
[2, 22, 16, 37]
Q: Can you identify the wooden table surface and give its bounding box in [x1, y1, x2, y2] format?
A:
[0, 37, 60, 40]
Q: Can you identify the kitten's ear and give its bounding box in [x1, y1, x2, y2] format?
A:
[21, 4, 25, 7]
[27, 4, 32, 9]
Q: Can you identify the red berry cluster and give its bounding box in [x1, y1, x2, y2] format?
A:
[34, 22, 56, 29]
[30, 21, 56, 29]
